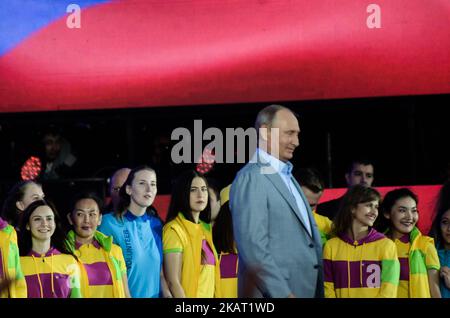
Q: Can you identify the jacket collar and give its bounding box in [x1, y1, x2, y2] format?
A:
[339, 228, 385, 245]
[0, 217, 8, 230]
[124, 210, 151, 222]
[27, 246, 61, 257]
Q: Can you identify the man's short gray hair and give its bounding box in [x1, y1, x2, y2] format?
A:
[254, 104, 296, 130]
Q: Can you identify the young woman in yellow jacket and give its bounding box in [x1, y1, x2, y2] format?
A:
[377, 188, 441, 298]
[0, 217, 27, 297]
[163, 170, 221, 298]
[212, 185, 238, 298]
[18, 200, 83, 298]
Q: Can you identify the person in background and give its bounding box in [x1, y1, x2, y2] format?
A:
[98, 165, 170, 298]
[429, 181, 450, 298]
[0, 216, 27, 298]
[163, 170, 221, 298]
[39, 127, 78, 181]
[323, 185, 399, 298]
[377, 188, 441, 298]
[317, 158, 375, 220]
[66, 192, 130, 298]
[294, 168, 332, 246]
[18, 200, 82, 298]
[207, 178, 221, 225]
[105, 168, 131, 213]
[213, 185, 238, 298]
[1, 180, 45, 230]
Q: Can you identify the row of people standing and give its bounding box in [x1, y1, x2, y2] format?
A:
[229, 104, 450, 299]
[300, 167, 449, 298]
[99, 167, 238, 298]
[1, 104, 449, 298]
[0, 180, 130, 298]
[0, 166, 238, 298]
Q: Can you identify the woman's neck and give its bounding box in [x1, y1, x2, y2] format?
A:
[350, 223, 369, 242]
[191, 211, 200, 224]
[390, 228, 407, 241]
[128, 202, 147, 217]
[31, 238, 51, 255]
[75, 235, 94, 246]
[443, 241, 450, 250]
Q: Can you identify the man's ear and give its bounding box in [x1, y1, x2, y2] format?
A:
[345, 173, 350, 186]
[259, 124, 269, 141]
[67, 213, 73, 226]
[16, 201, 25, 212]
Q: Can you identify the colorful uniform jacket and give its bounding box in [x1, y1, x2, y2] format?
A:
[313, 211, 332, 246]
[218, 250, 238, 298]
[0, 218, 27, 298]
[323, 228, 400, 298]
[391, 227, 440, 298]
[20, 247, 82, 298]
[66, 230, 127, 298]
[163, 213, 222, 298]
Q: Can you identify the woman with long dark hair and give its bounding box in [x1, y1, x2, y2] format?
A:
[163, 170, 221, 298]
[18, 200, 82, 298]
[429, 181, 450, 298]
[212, 185, 238, 298]
[377, 188, 441, 298]
[66, 192, 130, 298]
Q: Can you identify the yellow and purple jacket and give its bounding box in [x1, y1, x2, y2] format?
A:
[218, 250, 238, 298]
[391, 227, 440, 298]
[313, 211, 332, 246]
[163, 213, 222, 298]
[0, 218, 27, 298]
[66, 230, 127, 298]
[323, 228, 400, 298]
[20, 247, 82, 298]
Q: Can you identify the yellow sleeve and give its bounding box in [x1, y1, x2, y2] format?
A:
[112, 245, 127, 276]
[323, 241, 336, 298]
[68, 260, 83, 298]
[163, 227, 183, 254]
[9, 239, 27, 298]
[425, 241, 440, 271]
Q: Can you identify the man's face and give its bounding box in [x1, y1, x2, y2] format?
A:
[110, 168, 131, 209]
[301, 186, 323, 212]
[345, 163, 374, 187]
[43, 134, 61, 161]
[266, 109, 300, 162]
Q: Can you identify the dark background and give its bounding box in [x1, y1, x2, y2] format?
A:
[1, 93, 449, 214]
